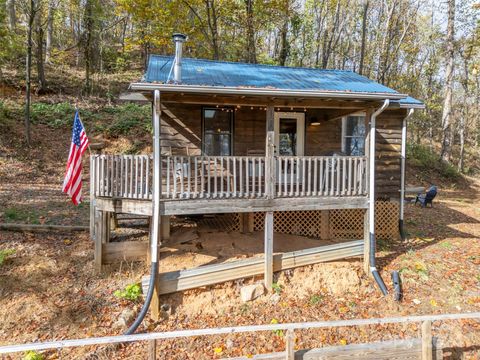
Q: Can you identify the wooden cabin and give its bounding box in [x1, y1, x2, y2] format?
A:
[90, 35, 424, 316]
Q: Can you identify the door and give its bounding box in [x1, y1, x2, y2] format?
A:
[274, 112, 305, 156]
[274, 112, 305, 186]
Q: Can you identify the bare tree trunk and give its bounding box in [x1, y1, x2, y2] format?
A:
[205, 0, 220, 60]
[45, 0, 55, 63]
[35, 10, 47, 93]
[84, 0, 93, 93]
[244, 0, 256, 63]
[6, 0, 16, 31]
[440, 0, 455, 162]
[359, 0, 369, 75]
[25, 0, 37, 146]
[278, 19, 289, 66]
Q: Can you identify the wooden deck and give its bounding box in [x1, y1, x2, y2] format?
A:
[91, 154, 368, 216]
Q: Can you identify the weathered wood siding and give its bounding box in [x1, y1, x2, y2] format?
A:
[375, 109, 406, 200]
[160, 103, 405, 199]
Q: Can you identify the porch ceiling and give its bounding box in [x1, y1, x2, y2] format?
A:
[137, 91, 380, 110]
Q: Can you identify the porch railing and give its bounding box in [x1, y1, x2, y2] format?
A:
[91, 155, 367, 201]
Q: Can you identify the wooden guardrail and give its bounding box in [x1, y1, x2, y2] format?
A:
[0, 312, 478, 359]
[91, 155, 367, 201]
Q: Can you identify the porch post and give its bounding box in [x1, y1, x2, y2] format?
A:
[400, 109, 414, 240]
[149, 89, 162, 320]
[264, 211, 273, 290]
[363, 109, 372, 275]
[264, 105, 275, 290]
[89, 155, 96, 241]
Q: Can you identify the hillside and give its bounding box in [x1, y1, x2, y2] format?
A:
[1, 70, 480, 359]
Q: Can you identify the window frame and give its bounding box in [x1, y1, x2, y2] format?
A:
[201, 106, 235, 156]
[341, 112, 366, 156]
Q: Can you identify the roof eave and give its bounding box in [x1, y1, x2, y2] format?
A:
[129, 82, 408, 101]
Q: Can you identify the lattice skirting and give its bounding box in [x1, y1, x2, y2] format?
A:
[196, 202, 399, 240]
[251, 201, 399, 240]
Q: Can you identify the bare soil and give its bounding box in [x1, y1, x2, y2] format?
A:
[1, 93, 480, 359]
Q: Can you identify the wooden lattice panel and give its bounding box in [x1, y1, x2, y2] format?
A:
[330, 209, 365, 239]
[248, 201, 399, 241]
[375, 201, 399, 240]
[253, 211, 323, 238]
[199, 213, 240, 232]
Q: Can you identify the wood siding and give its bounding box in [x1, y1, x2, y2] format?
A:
[375, 109, 406, 199]
[160, 103, 405, 199]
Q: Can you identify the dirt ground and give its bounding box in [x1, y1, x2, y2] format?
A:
[1, 121, 480, 359]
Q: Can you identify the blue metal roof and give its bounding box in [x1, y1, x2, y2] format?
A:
[394, 96, 425, 108]
[144, 55, 423, 105]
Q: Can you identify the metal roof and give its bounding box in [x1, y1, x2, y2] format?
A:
[134, 55, 423, 106]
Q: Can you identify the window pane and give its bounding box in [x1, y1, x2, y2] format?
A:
[203, 109, 232, 156]
[345, 116, 365, 155]
[279, 118, 297, 156]
[346, 116, 365, 137]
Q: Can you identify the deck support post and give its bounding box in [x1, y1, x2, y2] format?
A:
[160, 215, 170, 241]
[421, 320, 433, 360]
[89, 155, 96, 241]
[264, 106, 275, 291]
[240, 212, 254, 233]
[320, 210, 330, 240]
[94, 210, 110, 273]
[264, 211, 273, 291]
[363, 209, 370, 275]
[149, 89, 162, 321]
[400, 109, 414, 240]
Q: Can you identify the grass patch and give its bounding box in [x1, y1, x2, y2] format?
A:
[3, 207, 40, 224]
[309, 294, 324, 306]
[271, 282, 283, 295]
[407, 143, 460, 180]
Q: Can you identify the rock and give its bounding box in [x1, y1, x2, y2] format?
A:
[159, 304, 171, 320]
[240, 283, 265, 302]
[269, 293, 281, 305]
[113, 308, 136, 329]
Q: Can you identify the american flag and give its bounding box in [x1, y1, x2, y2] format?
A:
[62, 110, 90, 205]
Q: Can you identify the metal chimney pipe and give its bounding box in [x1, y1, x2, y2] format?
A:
[172, 33, 187, 84]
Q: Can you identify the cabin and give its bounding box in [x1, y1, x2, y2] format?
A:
[89, 34, 424, 318]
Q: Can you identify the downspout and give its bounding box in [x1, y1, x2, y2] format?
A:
[125, 89, 161, 334]
[399, 108, 414, 240]
[369, 99, 389, 296]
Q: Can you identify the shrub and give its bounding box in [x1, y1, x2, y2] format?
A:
[23, 351, 44, 360]
[30, 102, 76, 128]
[407, 143, 460, 180]
[114, 283, 142, 301]
[104, 104, 151, 136]
[0, 249, 15, 266]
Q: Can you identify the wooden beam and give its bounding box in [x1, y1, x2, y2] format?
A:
[228, 338, 441, 360]
[102, 241, 148, 263]
[264, 211, 273, 291]
[95, 196, 369, 216]
[323, 108, 366, 122]
[0, 223, 88, 232]
[142, 240, 364, 295]
[421, 320, 433, 360]
[159, 93, 378, 109]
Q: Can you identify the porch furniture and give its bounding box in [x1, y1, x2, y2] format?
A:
[415, 186, 437, 207]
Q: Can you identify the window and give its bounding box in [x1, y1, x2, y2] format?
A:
[342, 115, 366, 156]
[202, 108, 233, 156]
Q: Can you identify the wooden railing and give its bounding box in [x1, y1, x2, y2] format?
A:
[91, 155, 367, 200]
[92, 155, 152, 200]
[163, 156, 266, 199]
[276, 156, 367, 197]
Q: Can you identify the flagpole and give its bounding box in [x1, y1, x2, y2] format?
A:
[75, 105, 93, 155]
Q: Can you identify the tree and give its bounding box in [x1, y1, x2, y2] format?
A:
[440, 0, 455, 162]
[24, 0, 41, 146]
